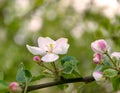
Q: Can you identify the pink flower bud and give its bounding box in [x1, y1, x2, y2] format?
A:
[91, 39, 108, 54]
[92, 71, 103, 81]
[33, 56, 41, 62]
[9, 82, 20, 93]
[93, 53, 102, 64]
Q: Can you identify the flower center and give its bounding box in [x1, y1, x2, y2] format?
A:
[46, 43, 54, 53]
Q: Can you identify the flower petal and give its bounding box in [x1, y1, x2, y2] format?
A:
[53, 38, 69, 54]
[93, 53, 102, 64]
[91, 41, 102, 53]
[26, 45, 46, 55]
[38, 37, 55, 51]
[91, 39, 108, 53]
[92, 71, 103, 81]
[111, 52, 120, 60]
[41, 53, 59, 62]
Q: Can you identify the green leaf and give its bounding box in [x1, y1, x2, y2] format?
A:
[112, 76, 120, 91]
[24, 70, 32, 83]
[16, 63, 32, 83]
[94, 65, 103, 71]
[61, 56, 77, 65]
[0, 71, 4, 80]
[0, 80, 9, 91]
[16, 63, 26, 83]
[61, 56, 80, 76]
[104, 62, 111, 66]
[94, 61, 112, 72]
[103, 69, 118, 78]
[63, 62, 73, 74]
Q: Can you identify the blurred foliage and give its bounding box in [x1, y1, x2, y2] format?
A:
[0, 0, 120, 93]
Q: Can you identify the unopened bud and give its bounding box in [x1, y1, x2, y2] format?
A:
[93, 71, 104, 81]
[33, 56, 41, 62]
[93, 53, 102, 64]
[9, 82, 21, 93]
[91, 39, 108, 54]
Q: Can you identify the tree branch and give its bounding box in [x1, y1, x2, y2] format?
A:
[26, 76, 94, 92]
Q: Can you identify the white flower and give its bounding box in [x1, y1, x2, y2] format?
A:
[93, 71, 103, 81]
[111, 52, 120, 60]
[91, 39, 108, 54]
[26, 37, 69, 62]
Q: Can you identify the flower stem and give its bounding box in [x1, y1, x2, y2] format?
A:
[38, 62, 54, 73]
[105, 52, 116, 67]
[23, 83, 28, 93]
[51, 62, 59, 79]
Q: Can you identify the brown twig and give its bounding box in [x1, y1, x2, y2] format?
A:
[26, 76, 94, 92]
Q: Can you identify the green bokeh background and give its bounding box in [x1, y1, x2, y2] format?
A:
[0, 0, 120, 93]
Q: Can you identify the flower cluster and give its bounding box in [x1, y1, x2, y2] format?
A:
[91, 39, 120, 81]
[7, 36, 120, 92]
[91, 39, 108, 64]
[26, 37, 120, 83]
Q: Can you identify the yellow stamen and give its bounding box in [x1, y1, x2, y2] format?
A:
[50, 44, 53, 50]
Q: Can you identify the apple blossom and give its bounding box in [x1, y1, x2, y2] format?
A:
[9, 82, 20, 93]
[92, 71, 103, 81]
[26, 37, 69, 62]
[91, 39, 108, 54]
[93, 53, 102, 64]
[111, 52, 120, 60]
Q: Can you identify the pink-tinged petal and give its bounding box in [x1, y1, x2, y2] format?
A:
[53, 38, 69, 54]
[98, 40, 107, 51]
[94, 53, 102, 59]
[56, 38, 68, 44]
[9, 82, 20, 93]
[91, 41, 101, 53]
[26, 45, 46, 55]
[38, 37, 55, 51]
[92, 71, 103, 81]
[91, 39, 108, 53]
[93, 57, 99, 64]
[93, 53, 102, 64]
[41, 53, 59, 62]
[111, 52, 120, 60]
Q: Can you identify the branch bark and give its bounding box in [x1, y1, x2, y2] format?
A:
[26, 76, 94, 92]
